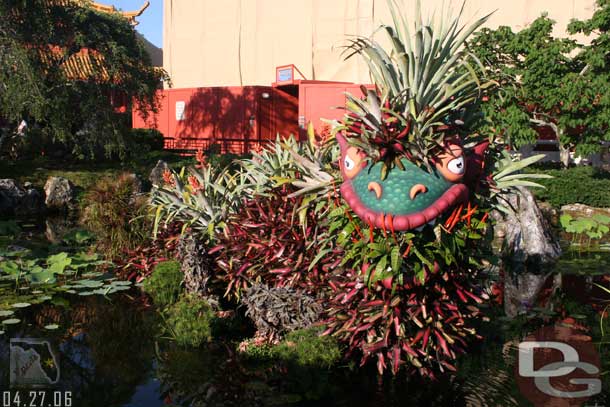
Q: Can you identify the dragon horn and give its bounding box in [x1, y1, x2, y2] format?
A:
[336, 133, 348, 153]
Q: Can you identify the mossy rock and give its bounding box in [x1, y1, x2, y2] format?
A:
[142, 260, 183, 307]
[164, 295, 214, 347]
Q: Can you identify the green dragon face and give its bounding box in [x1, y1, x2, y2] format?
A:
[337, 134, 469, 231]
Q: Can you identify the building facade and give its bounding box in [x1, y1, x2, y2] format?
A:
[136, 0, 597, 154]
[163, 0, 596, 89]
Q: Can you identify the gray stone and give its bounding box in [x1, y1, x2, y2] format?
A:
[122, 173, 144, 194]
[0, 179, 24, 215]
[44, 177, 75, 211]
[492, 186, 562, 266]
[560, 203, 610, 219]
[149, 160, 169, 187]
[0, 179, 45, 216]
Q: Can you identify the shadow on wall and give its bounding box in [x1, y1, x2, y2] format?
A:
[174, 87, 255, 153]
[171, 86, 298, 154]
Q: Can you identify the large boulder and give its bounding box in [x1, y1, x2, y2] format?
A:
[492, 186, 562, 266]
[0, 179, 45, 216]
[149, 160, 169, 188]
[44, 176, 75, 211]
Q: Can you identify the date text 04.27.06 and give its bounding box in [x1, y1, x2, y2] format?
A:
[2, 391, 72, 407]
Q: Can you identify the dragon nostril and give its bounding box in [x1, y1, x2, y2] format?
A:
[368, 182, 383, 199]
[410, 184, 427, 200]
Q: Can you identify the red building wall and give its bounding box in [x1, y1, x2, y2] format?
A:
[132, 82, 369, 154]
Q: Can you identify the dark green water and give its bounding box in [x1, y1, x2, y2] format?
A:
[0, 222, 608, 406]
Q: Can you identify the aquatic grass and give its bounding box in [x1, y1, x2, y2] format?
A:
[594, 283, 610, 338]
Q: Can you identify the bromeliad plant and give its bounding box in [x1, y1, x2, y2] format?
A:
[151, 154, 254, 241]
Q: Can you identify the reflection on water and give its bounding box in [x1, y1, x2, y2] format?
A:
[0, 223, 609, 406]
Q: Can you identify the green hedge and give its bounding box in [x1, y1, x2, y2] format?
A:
[526, 166, 610, 208]
[127, 128, 165, 152]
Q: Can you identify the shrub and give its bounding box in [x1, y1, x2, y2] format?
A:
[526, 166, 610, 208]
[81, 173, 150, 258]
[213, 185, 339, 299]
[115, 222, 182, 282]
[142, 260, 183, 307]
[164, 295, 214, 347]
[126, 128, 165, 153]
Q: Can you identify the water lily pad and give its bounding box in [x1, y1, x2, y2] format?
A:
[39, 296, 52, 301]
[0, 310, 14, 317]
[2, 318, 20, 325]
[31, 290, 43, 294]
[110, 281, 132, 286]
[78, 291, 94, 296]
[11, 302, 31, 308]
[76, 281, 104, 289]
[44, 324, 59, 330]
[65, 289, 77, 294]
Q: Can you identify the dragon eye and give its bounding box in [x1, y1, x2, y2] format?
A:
[344, 156, 355, 170]
[447, 156, 465, 175]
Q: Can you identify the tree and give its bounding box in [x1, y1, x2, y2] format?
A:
[0, 0, 168, 159]
[468, 6, 610, 167]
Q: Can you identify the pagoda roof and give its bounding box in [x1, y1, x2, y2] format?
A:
[91, 1, 150, 26]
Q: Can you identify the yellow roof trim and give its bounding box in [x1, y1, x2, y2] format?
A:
[91, 1, 150, 25]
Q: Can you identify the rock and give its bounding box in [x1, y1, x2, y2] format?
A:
[492, 186, 562, 266]
[20, 188, 44, 216]
[149, 160, 169, 187]
[44, 177, 75, 211]
[0, 179, 45, 216]
[538, 201, 559, 228]
[0, 179, 24, 215]
[560, 203, 610, 219]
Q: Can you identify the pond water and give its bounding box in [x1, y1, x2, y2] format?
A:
[0, 219, 608, 406]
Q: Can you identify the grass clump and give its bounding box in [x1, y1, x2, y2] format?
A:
[80, 173, 150, 258]
[164, 295, 214, 347]
[142, 260, 183, 307]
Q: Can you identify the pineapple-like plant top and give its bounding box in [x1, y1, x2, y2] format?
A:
[337, 0, 495, 174]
